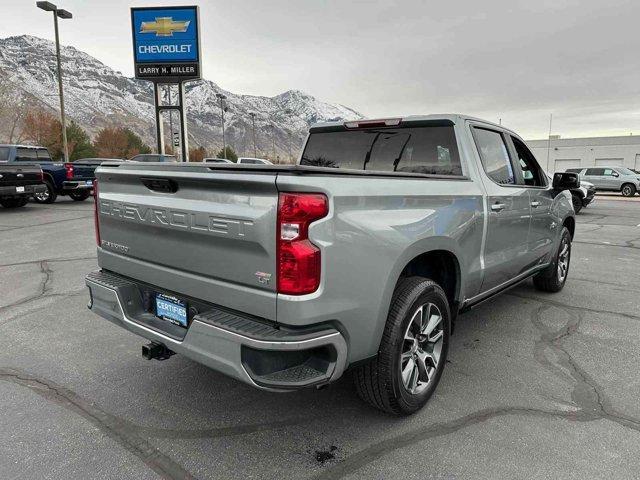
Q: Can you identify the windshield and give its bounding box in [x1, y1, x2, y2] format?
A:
[301, 126, 462, 176]
[617, 167, 636, 176]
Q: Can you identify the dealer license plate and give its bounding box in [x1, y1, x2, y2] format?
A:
[155, 293, 188, 327]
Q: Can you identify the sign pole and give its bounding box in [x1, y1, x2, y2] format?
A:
[178, 82, 189, 162]
[154, 83, 165, 155]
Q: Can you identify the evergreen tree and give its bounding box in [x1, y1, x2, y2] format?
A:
[216, 146, 238, 162]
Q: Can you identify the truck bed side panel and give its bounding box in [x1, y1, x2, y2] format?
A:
[275, 174, 485, 363]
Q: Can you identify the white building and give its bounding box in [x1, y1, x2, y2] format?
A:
[526, 135, 640, 173]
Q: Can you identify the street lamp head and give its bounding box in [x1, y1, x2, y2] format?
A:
[36, 1, 57, 11]
[56, 9, 72, 19]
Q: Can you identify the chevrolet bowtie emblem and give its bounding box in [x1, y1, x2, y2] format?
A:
[140, 17, 190, 36]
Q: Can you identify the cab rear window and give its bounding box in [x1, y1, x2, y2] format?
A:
[301, 126, 462, 176]
[0, 147, 8, 162]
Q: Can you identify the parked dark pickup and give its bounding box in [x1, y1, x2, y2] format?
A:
[63, 158, 123, 201]
[0, 144, 123, 204]
[0, 164, 46, 208]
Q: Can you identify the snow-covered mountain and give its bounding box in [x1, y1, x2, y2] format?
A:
[0, 35, 363, 159]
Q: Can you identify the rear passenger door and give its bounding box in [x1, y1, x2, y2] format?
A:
[583, 168, 604, 188]
[471, 126, 531, 291]
[508, 135, 555, 265]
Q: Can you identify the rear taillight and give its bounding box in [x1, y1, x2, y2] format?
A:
[64, 163, 74, 180]
[277, 192, 328, 295]
[36, 169, 43, 182]
[93, 179, 100, 246]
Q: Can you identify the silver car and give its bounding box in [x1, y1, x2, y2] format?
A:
[574, 166, 640, 197]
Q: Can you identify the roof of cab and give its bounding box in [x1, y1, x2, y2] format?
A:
[309, 114, 516, 135]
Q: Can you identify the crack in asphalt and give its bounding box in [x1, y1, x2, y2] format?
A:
[574, 240, 640, 250]
[507, 292, 640, 322]
[313, 296, 640, 479]
[0, 368, 311, 480]
[0, 257, 98, 323]
[0, 214, 94, 232]
[0, 255, 97, 268]
[0, 260, 53, 314]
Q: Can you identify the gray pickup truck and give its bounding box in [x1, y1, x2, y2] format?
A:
[85, 115, 578, 415]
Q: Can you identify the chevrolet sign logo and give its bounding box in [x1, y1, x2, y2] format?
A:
[140, 17, 190, 36]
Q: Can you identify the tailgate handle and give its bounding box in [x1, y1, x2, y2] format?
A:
[140, 177, 178, 193]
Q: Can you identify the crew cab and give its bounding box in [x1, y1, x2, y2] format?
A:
[0, 163, 46, 208]
[85, 115, 578, 415]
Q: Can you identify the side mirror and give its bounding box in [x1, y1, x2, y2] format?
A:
[612, 171, 619, 177]
[553, 172, 580, 191]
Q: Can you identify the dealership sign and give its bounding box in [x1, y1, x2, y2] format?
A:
[131, 6, 200, 81]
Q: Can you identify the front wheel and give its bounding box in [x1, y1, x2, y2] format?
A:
[69, 190, 91, 201]
[621, 183, 636, 197]
[353, 277, 450, 415]
[533, 226, 571, 293]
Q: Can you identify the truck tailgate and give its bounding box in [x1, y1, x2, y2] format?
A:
[0, 164, 42, 186]
[95, 164, 279, 320]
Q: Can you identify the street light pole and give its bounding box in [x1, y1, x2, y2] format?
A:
[216, 93, 227, 159]
[37, 1, 72, 162]
[249, 112, 257, 158]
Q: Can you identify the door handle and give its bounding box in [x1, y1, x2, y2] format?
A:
[491, 203, 505, 212]
[530, 201, 540, 208]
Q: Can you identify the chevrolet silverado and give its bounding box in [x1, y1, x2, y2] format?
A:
[85, 115, 578, 414]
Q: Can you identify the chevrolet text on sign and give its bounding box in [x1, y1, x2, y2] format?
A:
[131, 6, 200, 81]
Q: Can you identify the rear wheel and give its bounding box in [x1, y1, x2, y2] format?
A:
[621, 183, 636, 197]
[0, 197, 28, 208]
[571, 193, 583, 214]
[69, 190, 91, 201]
[353, 277, 450, 415]
[33, 180, 57, 204]
[533, 226, 571, 293]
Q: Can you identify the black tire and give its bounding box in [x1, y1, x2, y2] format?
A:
[33, 180, 57, 204]
[621, 183, 636, 197]
[0, 197, 28, 208]
[533, 226, 571, 293]
[353, 276, 451, 415]
[69, 190, 91, 201]
[571, 193, 583, 214]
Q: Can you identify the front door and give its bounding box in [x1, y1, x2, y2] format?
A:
[471, 126, 531, 291]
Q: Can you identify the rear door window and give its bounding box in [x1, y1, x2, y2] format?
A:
[15, 148, 38, 161]
[472, 128, 515, 185]
[301, 126, 462, 176]
[585, 168, 604, 176]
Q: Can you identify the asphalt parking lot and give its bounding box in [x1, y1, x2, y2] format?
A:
[1, 196, 639, 480]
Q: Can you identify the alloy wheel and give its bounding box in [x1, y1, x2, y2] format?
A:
[34, 188, 49, 202]
[557, 237, 570, 282]
[400, 302, 444, 395]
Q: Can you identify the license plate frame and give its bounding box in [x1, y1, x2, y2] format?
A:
[155, 293, 188, 327]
